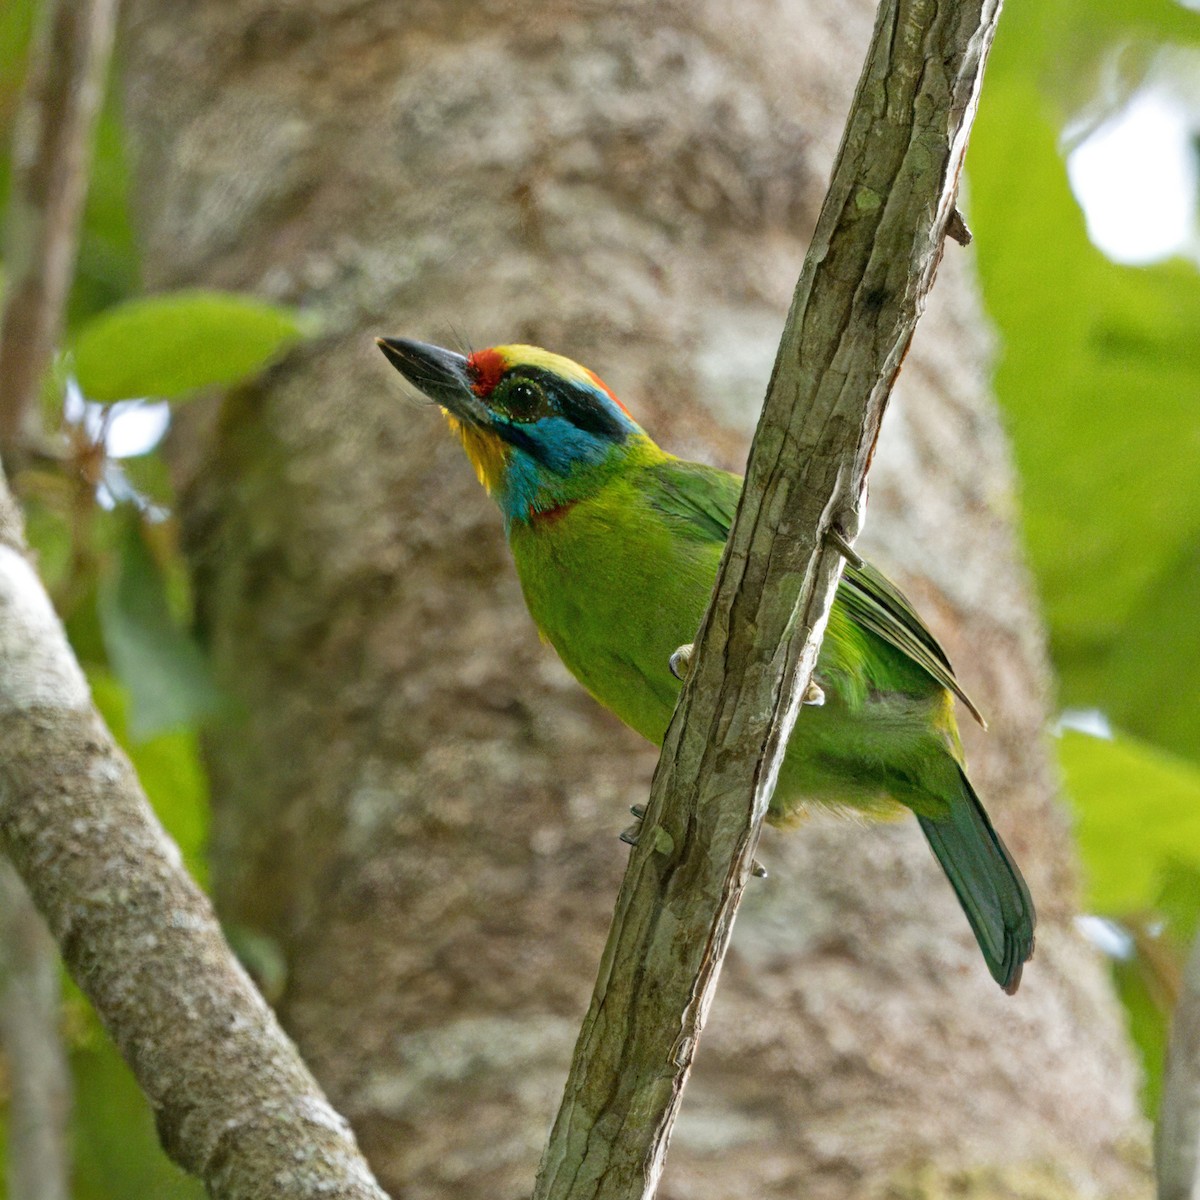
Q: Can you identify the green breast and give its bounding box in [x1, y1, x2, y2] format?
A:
[509, 480, 713, 743]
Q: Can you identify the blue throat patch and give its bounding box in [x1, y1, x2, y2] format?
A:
[498, 415, 628, 528]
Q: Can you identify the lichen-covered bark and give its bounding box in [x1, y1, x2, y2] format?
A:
[122, 2, 1148, 1197]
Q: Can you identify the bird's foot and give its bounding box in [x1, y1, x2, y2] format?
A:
[620, 803, 766, 877]
[669, 643, 694, 681]
[618, 803, 646, 846]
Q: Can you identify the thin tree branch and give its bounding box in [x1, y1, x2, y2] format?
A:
[0, 478, 388, 1198]
[0, 0, 118, 467]
[0, 861, 71, 1200]
[532, 1, 1003, 1197]
[1157, 929, 1200, 1200]
[0, 3, 119, 1194]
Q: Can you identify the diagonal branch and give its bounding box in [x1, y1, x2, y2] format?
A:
[532, 0, 1003, 1196]
[0, 480, 389, 1198]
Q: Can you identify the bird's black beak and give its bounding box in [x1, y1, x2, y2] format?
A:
[375, 337, 481, 422]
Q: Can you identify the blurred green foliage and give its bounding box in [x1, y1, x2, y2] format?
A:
[73, 290, 310, 403]
[969, 0, 1200, 1110]
[0, 0, 1198, 1188]
[1061, 730, 1200, 915]
[97, 512, 224, 739]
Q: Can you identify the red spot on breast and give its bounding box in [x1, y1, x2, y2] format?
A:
[585, 369, 632, 417]
[531, 498, 579, 525]
[468, 348, 506, 397]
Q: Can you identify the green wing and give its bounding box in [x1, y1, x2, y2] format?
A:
[645, 457, 742, 543]
[836, 558, 985, 726]
[644, 457, 985, 726]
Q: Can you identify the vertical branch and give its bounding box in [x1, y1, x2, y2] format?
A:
[1158, 930, 1200, 1200]
[0, 863, 71, 1200]
[0, 2, 119, 1195]
[532, 0, 1003, 1197]
[0, 0, 119, 465]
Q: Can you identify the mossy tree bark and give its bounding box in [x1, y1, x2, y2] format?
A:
[122, 1, 1147, 1196]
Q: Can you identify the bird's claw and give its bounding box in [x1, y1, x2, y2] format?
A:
[620, 803, 647, 846]
[669, 643, 694, 681]
[620, 804, 767, 877]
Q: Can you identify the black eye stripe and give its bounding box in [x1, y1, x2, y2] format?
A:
[493, 367, 626, 441]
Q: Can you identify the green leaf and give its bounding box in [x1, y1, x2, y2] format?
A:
[971, 93, 1200, 639]
[1060, 729, 1200, 914]
[72, 290, 311, 403]
[97, 514, 223, 739]
[1100, 539, 1200, 763]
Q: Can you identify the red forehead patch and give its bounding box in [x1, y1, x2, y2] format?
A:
[467, 348, 506, 397]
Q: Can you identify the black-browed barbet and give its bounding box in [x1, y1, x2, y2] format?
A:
[378, 337, 1036, 993]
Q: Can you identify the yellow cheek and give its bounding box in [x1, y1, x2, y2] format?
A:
[444, 413, 508, 495]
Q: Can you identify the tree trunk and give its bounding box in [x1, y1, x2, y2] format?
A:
[121, 2, 1148, 1196]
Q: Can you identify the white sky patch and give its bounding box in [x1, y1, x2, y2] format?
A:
[1055, 708, 1115, 739]
[1075, 914, 1136, 961]
[1067, 86, 1199, 265]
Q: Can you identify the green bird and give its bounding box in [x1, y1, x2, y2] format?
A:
[377, 336, 1036, 993]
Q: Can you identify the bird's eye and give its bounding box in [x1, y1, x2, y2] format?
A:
[498, 378, 547, 423]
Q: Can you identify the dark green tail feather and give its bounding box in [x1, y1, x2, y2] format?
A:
[917, 770, 1036, 993]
